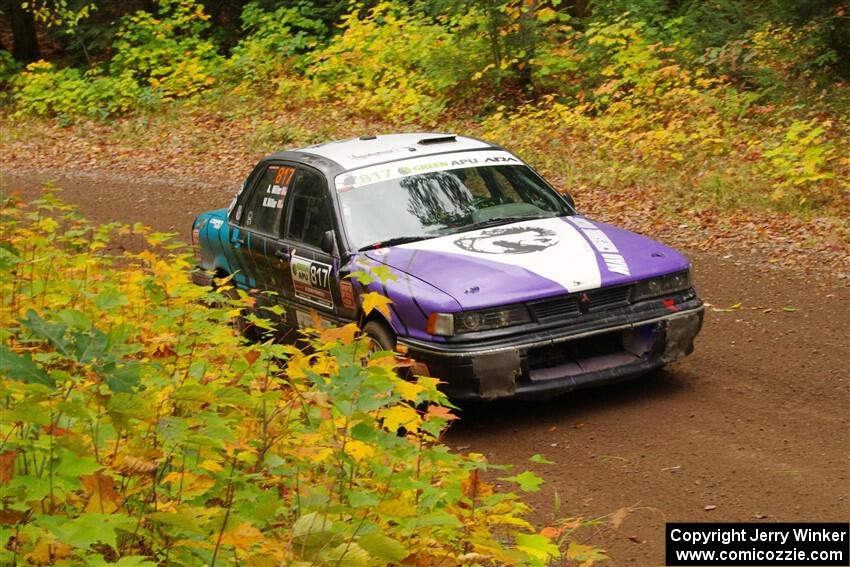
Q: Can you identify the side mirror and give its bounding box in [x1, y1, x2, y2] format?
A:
[320, 230, 336, 255]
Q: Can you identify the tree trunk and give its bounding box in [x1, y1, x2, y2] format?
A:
[516, 0, 536, 93]
[5, 0, 40, 62]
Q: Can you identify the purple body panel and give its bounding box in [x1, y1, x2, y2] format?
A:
[348, 256, 461, 342]
[567, 217, 691, 287]
[360, 216, 689, 317]
[364, 248, 565, 310]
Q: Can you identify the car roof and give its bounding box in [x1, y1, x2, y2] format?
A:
[263, 133, 500, 177]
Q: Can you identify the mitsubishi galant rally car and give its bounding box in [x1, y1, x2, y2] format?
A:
[192, 133, 704, 400]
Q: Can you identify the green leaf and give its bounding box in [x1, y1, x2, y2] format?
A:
[157, 416, 189, 447]
[319, 542, 370, 567]
[566, 541, 609, 561]
[358, 532, 407, 562]
[95, 287, 129, 311]
[292, 512, 336, 547]
[782, 306, 798, 312]
[529, 454, 555, 465]
[39, 513, 134, 549]
[147, 512, 207, 535]
[499, 470, 544, 492]
[515, 532, 560, 563]
[370, 265, 398, 283]
[0, 345, 54, 386]
[101, 361, 141, 393]
[347, 270, 374, 285]
[74, 328, 109, 363]
[347, 491, 381, 508]
[20, 309, 70, 355]
[56, 452, 101, 479]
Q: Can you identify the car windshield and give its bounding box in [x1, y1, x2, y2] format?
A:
[337, 161, 570, 250]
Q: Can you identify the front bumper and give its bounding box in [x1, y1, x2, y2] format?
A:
[400, 297, 704, 400]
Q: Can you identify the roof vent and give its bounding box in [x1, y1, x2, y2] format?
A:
[417, 135, 457, 146]
[359, 135, 377, 140]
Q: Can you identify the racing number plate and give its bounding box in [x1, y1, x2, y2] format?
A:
[290, 255, 334, 309]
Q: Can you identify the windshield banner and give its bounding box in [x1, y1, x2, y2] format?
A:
[334, 150, 522, 192]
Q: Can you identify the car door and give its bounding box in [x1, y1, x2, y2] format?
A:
[225, 167, 267, 290]
[281, 167, 341, 330]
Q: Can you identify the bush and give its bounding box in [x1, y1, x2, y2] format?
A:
[111, 0, 223, 101]
[760, 118, 839, 208]
[0, 191, 587, 565]
[12, 61, 140, 119]
[307, 1, 483, 122]
[227, 1, 327, 86]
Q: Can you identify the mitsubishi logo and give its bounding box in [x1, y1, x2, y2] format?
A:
[578, 292, 591, 314]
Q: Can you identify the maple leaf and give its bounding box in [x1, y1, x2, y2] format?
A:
[381, 405, 420, 433]
[220, 522, 264, 550]
[425, 404, 458, 421]
[344, 440, 375, 461]
[244, 349, 261, 365]
[0, 451, 15, 485]
[461, 469, 494, 500]
[319, 323, 358, 345]
[361, 292, 393, 318]
[81, 472, 123, 513]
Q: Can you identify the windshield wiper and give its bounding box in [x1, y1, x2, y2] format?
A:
[463, 215, 548, 229]
[358, 235, 432, 251]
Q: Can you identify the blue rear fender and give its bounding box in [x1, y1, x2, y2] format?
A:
[194, 209, 241, 285]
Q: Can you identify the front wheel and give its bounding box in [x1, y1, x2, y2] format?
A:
[362, 320, 395, 355]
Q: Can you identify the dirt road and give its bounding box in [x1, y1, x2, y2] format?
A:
[3, 172, 848, 566]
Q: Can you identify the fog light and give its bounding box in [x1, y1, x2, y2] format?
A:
[461, 312, 482, 331]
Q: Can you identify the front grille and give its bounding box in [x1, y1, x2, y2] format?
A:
[586, 285, 631, 310]
[528, 285, 632, 322]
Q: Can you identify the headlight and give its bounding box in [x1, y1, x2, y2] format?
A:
[631, 268, 693, 302]
[427, 305, 532, 336]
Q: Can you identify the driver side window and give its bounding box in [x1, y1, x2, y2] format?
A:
[285, 169, 333, 248]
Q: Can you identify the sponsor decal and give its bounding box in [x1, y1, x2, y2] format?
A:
[291, 255, 334, 309]
[454, 225, 559, 255]
[568, 217, 630, 276]
[294, 310, 331, 329]
[400, 217, 602, 292]
[339, 280, 356, 310]
[261, 196, 281, 209]
[273, 166, 295, 186]
[209, 218, 223, 230]
[335, 150, 523, 191]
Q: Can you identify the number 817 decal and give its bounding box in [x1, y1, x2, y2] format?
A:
[290, 255, 334, 309]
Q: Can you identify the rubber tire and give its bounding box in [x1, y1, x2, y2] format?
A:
[363, 320, 395, 353]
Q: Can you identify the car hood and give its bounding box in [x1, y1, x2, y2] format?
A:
[362, 216, 690, 311]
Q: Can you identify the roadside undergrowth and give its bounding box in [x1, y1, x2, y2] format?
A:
[0, 192, 604, 565]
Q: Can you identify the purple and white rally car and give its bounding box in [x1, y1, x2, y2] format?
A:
[192, 133, 704, 399]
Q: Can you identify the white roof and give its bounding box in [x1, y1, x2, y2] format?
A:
[297, 133, 492, 170]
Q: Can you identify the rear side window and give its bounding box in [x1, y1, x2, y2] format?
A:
[285, 169, 333, 248]
[239, 164, 296, 235]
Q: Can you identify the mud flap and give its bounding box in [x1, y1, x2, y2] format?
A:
[473, 350, 522, 399]
[662, 311, 704, 364]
